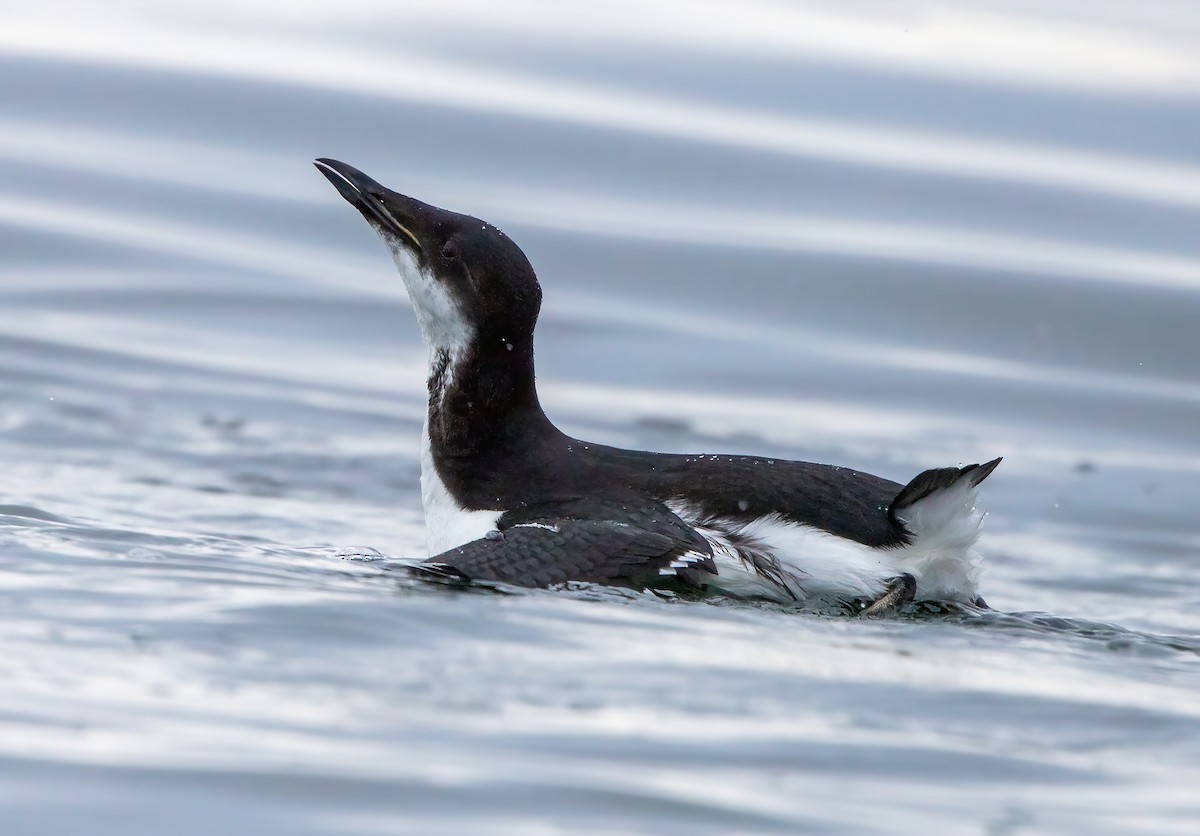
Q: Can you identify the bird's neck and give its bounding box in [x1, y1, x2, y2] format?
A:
[424, 331, 549, 459]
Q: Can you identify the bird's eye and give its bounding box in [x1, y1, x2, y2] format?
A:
[441, 240, 458, 260]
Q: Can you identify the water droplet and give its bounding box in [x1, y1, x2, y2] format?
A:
[506, 343, 513, 351]
[737, 499, 749, 512]
[485, 529, 504, 541]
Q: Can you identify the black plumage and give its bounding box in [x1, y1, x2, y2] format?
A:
[314, 158, 1002, 598]
[424, 516, 712, 588]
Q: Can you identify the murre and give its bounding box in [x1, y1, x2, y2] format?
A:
[315, 158, 1001, 614]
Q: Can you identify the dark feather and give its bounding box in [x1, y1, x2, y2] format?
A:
[418, 504, 717, 589]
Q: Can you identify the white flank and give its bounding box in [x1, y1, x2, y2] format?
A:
[668, 478, 985, 605]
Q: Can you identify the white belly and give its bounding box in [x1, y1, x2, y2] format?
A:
[420, 423, 501, 556]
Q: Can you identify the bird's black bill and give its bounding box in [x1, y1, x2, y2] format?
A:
[313, 157, 425, 251]
[314, 157, 368, 203]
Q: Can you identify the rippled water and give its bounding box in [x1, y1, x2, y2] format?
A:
[3, 2, 1199, 833]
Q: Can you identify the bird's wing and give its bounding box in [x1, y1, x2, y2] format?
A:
[413, 503, 718, 589]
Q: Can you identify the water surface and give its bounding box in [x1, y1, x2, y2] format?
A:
[2, 2, 1199, 833]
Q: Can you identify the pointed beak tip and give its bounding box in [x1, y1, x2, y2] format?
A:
[312, 160, 423, 249]
[314, 158, 364, 203]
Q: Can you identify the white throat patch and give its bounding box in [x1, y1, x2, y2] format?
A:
[379, 230, 472, 356]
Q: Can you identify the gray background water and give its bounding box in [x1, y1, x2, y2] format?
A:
[2, 1, 1198, 833]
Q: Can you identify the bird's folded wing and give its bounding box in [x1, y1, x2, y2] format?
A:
[414, 518, 718, 589]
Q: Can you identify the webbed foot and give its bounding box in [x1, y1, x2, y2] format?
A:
[860, 573, 917, 617]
